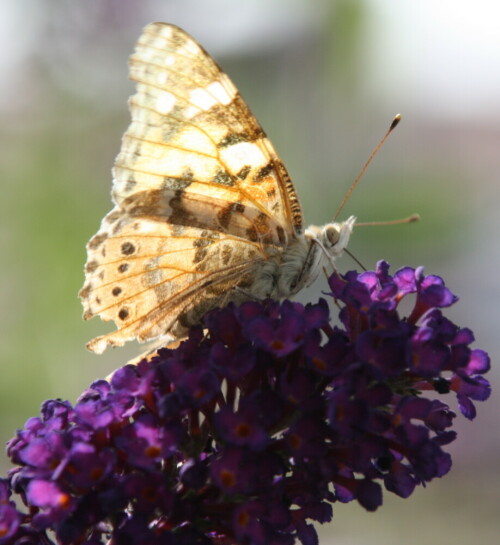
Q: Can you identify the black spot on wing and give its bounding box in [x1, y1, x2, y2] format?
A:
[246, 226, 258, 242]
[236, 165, 251, 180]
[193, 248, 208, 264]
[79, 284, 91, 299]
[121, 242, 136, 255]
[253, 163, 273, 183]
[213, 169, 235, 187]
[161, 169, 193, 191]
[168, 190, 207, 230]
[217, 202, 246, 230]
[217, 132, 250, 148]
[106, 210, 122, 224]
[85, 260, 98, 273]
[88, 233, 108, 250]
[162, 175, 192, 191]
[193, 230, 220, 265]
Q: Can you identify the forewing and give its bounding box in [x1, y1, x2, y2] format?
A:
[113, 22, 303, 241]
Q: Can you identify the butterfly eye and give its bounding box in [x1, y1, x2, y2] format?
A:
[324, 225, 340, 247]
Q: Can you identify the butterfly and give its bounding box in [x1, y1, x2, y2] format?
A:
[80, 22, 355, 354]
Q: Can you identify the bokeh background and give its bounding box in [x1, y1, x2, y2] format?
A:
[1, 1, 498, 543]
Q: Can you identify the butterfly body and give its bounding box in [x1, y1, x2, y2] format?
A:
[258, 218, 356, 300]
[80, 23, 354, 353]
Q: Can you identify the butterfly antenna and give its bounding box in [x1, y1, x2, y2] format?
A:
[355, 213, 420, 227]
[334, 114, 402, 221]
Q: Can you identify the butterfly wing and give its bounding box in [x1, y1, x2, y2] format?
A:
[81, 215, 263, 353]
[114, 22, 303, 238]
[80, 22, 303, 352]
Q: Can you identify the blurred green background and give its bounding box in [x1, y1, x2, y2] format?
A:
[1, 1, 498, 543]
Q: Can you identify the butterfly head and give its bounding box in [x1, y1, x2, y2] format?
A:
[278, 215, 355, 297]
[322, 215, 356, 256]
[306, 215, 356, 260]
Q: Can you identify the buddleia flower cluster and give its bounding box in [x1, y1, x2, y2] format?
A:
[0, 261, 491, 545]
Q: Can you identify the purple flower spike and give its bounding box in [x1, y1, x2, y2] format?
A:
[2, 262, 491, 545]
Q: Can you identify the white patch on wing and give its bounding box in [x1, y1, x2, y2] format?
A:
[177, 40, 200, 57]
[157, 71, 168, 85]
[220, 141, 267, 172]
[189, 87, 217, 111]
[156, 91, 176, 114]
[188, 80, 236, 114]
[206, 81, 235, 105]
